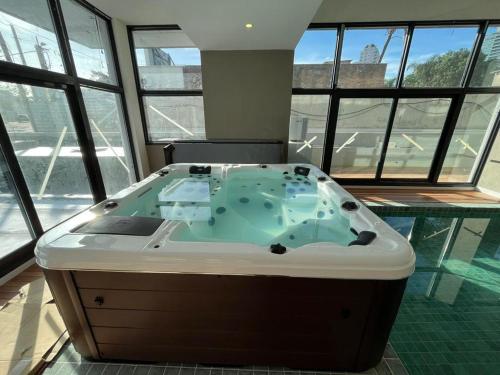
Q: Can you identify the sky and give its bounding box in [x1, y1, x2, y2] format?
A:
[294, 26, 479, 81]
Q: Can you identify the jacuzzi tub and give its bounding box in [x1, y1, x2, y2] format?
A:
[36, 164, 415, 371]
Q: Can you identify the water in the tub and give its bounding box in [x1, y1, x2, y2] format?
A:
[145, 169, 356, 248]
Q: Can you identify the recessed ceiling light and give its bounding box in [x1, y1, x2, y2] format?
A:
[245, 23, 254, 29]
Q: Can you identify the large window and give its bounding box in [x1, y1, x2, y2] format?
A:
[290, 21, 500, 185]
[470, 25, 500, 87]
[439, 94, 500, 182]
[403, 26, 477, 87]
[288, 95, 330, 166]
[0, 83, 93, 229]
[0, 0, 65, 72]
[331, 98, 393, 178]
[293, 29, 337, 88]
[81, 87, 136, 195]
[60, 0, 117, 84]
[382, 98, 452, 179]
[0, 150, 33, 260]
[339, 27, 406, 88]
[130, 27, 205, 143]
[0, 0, 137, 275]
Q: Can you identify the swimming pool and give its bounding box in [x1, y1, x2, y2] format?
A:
[36, 164, 415, 371]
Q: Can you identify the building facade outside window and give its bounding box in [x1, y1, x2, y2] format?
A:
[290, 22, 500, 186]
[130, 27, 205, 143]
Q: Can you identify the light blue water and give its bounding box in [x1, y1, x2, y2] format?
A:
[113, 169, 356, 248]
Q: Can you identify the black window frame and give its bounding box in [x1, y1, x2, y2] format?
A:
[293, 20, 500, 187]
[0, 0, 139, 277]
[127, 25, 204, 144]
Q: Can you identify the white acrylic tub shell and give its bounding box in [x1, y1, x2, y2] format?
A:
[35, 164, 416, 280]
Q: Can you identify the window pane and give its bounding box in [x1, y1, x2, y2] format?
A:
[0, 0, 65, 72]
[331, 98, 393, 178]
[293, 29, 337, 88]
[288, 95, 329, 167]
[403, 26, 478, 87]
[470, 25, 500, 87]
[60, 0, 117, 84]
[81, 88, 135, 195]
[382, 98, 452, 179]
[479, 122, 500, 191]
[439, 94, 500, 183]
[0, 82, 93, 230]
[0, 151, 33, 259]
[338, 27, 406, 88]
[144, 96, 205, 142]
[133, 30, 202, 90]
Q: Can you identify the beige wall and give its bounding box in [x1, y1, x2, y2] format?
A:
[111, 18, 150, 178]
[313, 0, 500, 22]
[201, 50, 293, 144]
[147, 144, 169, 172]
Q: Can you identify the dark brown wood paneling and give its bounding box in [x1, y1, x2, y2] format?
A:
[73, 271, 370, 294]
[93, 326, 330, 352]
[97, 343, 348, 369]
[355, 279, 407, 370]
[86, 308, 329, 333]
[79, 288, 367, 316]
[44, 269, 407, 370]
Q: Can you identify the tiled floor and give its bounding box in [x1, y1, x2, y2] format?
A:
[42, 342, 407, 375]
[41, 208, 500, 375]
[382, 210, 500, 374]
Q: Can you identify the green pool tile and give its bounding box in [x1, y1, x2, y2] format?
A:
[384, 209, 500, 374]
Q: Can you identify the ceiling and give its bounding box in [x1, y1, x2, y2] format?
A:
[87, 0, 323, 50]
[86, 0, 499, 50]
[314, 0, 500, 22]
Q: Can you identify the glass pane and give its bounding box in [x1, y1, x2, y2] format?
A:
[133, 30, 202, 90]
[0, 82, 93, 230]
[0, 0, 65, 72]
[338, 27, 406, 88]
[403, 26, 478, 87]
[0, 151, 33, 260]
[293, 29, 337, 88]
[288, 95, 329, 167]
[478, 124, 500, 191]
[382, 98, 452, 179]
[60, 0, 116, 84]
[439, 94, 500, 183]
[331, 98, 393, 178]
[470, 25, 500, 87]
[81, 88, 135, 196]
[144, 96, 205, 142]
